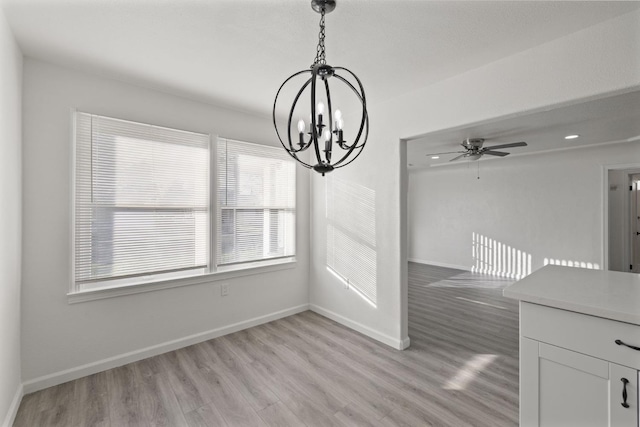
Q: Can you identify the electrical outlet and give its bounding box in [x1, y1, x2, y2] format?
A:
[221, 283, 229, 297]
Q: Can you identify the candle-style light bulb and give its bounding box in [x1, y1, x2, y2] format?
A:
[297, 119, 306, 148]
[323, 128, 332, 157]
[334, 109, 342, 121]
[316, 102, 325, 128]
[335, 117, 345, 147]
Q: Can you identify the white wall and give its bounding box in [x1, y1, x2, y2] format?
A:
[309, 9, 640, 347]
[0, 8, 22, 427]
[409, 142, 640, 276]
[21, 59, 310, 386]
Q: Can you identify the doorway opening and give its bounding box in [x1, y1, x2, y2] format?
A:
[605, 165, 640, 273]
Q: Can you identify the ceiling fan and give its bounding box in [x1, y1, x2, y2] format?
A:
[427, 138, 528, 161]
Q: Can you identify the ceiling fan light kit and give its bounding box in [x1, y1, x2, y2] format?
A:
[272, 0, 369, 176]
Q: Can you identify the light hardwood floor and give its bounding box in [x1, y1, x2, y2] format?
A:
[14, 263, 519, 426]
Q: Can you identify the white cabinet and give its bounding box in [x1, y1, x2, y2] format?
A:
[520, 302, 639, 427]
[521, 337, 637, 426]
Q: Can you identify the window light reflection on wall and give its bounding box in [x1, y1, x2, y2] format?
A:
[471, 232, 532, 279]
[471, 232, 601, 278]
[543, 258, 600, 269]
[326, 176, 377, 306]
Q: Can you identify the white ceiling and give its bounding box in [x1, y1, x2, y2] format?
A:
[3, 0, 639, 117]
[407, 89, 640, 169]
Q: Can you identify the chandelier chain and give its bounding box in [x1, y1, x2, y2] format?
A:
[313, 9, 326, 66]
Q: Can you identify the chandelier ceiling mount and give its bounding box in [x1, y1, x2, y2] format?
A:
[311, 0, 336, 14]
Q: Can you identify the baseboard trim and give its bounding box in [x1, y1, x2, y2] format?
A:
[23, 304, 309, 394]
[309, 304, 408, 350]
[1, 383, 23, 427]
[400, 336, 411, 350]
[408, 258, 470, 271]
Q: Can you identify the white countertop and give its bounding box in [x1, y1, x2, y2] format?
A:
[503, 265, 640, 326]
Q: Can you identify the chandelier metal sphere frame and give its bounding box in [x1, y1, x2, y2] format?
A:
[272, 0, 369, 176]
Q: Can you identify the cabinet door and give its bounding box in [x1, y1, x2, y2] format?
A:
[609, 363, 637, 426]
[538, 342, 609, 426]
[521, 338, 638, 427]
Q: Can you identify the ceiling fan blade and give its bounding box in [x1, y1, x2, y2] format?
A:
[449, 153, 467, 162]
[425, 151, 465, 156]
[484, 141, 527, 150]
[483, 150, 509, 157]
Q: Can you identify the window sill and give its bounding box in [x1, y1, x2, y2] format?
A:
[67, 258, 297, 304]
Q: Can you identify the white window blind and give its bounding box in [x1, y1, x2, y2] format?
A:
[74, 112, 210, 288]
[217, 138, 296, 266]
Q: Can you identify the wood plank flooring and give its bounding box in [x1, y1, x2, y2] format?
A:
[14, 262, 519, 426]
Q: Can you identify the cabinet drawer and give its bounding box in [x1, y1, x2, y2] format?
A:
[521, 302, 640, 370]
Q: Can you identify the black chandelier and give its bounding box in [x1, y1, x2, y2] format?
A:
[273, 0, 368, 176]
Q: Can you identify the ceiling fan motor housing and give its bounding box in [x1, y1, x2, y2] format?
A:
[463, 138, 485, 149]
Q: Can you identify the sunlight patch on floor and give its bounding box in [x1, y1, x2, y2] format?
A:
[444, 354, 498, 390]
[455, 296, 507, 310]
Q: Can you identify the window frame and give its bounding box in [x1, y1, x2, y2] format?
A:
[68, 111, 297, 303]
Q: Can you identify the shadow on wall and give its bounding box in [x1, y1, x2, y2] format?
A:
[326, 176, 377, 307]
[471, 232, 600, 279]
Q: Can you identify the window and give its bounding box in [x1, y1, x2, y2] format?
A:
[73, 112, 296, 295]
[217, 138, 296, 266]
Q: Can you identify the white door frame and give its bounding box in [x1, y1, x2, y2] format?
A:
[602, 163, 640, 272]
[630, 174, 640, 273]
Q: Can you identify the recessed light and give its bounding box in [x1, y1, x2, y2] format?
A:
[431, 156, 440, 159]
[564, 134, 579, 140]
